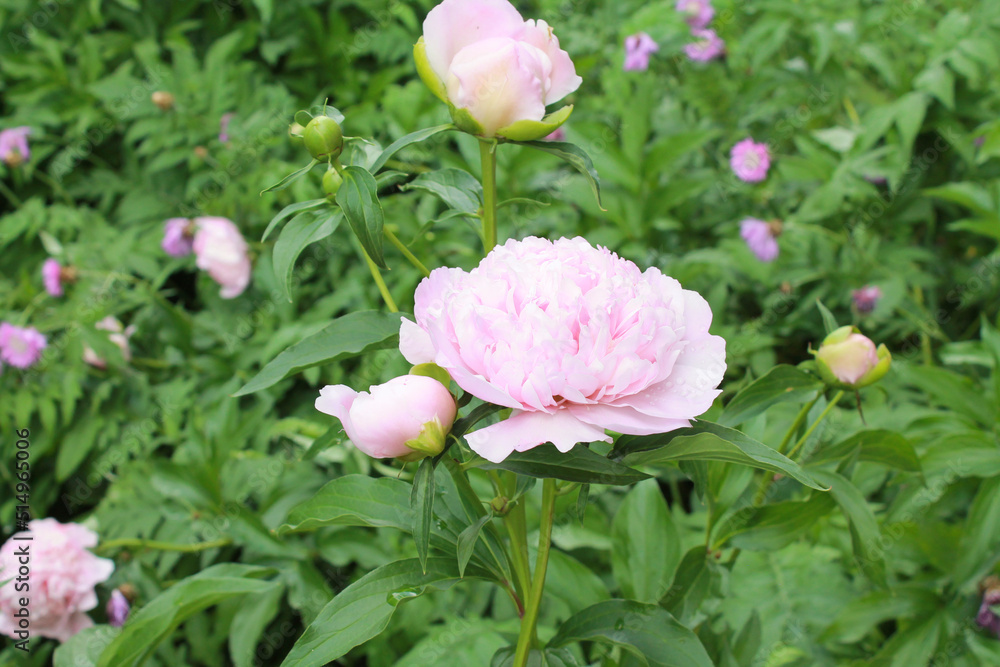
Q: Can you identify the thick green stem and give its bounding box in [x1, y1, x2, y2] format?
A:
[754, 392, 823, 505]
[786, 390, 844, 460]
[502, 473, 533, 606]
[479, 140, 498, 254]
[362, 247, 398, 312]
[97, 537, 231, 554]
[385, 227, 431, 277]
[513, 478, 557, 667]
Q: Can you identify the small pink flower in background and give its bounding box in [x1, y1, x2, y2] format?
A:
[851, 285, 882, 314]
[977, 579, 1000, 639]
[316, 375, 457, 459]
[219, 113, 235, 144]
[0, 126, 31, 167]
[400, 236, 727, 463]
[0, 322, 47, 368]
[974, 136, 986, 149]
[544, 127, 567, 142]
[42, 258, 64, 296]
[162, 218, 195, 257]
[193, 217, 252, 298]
[676, 0, 714, 29]
[730, 138, 771, 182]
[740, 218, 780, 263]
[0, 519, 114, 642]
[107, 590, 131, 628]
[684, 28, 724, 62]
[83, 316, 136, 369]
[863, 174, 887, 185]
[623, 33, 659, 71]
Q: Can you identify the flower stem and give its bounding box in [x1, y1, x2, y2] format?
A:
[0, 179, 24, 208]
[479, 140, 498, 254]
[361, 246, 398, 312]
[502, 473, 533, 606]
[97, 537, 232, 554]
[786, 390, 844, 460]
[513, 478, 557, 667]
[778, 392, 822, 454]
[385, 227, 431, 277]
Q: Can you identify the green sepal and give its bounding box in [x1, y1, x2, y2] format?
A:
[414, 38, 449, 104]
[448, 105, 487, 137]
[409, 363, 452, 389]
[497, 105, 574, 142]
[405, 417, 448, 457]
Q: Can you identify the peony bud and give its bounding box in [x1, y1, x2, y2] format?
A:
[107, 589, 131, 628]
[151, 91, 175, 111]
[322, 167, 343, 198]
[303, 116, 344, 161]
[813, 326, 891, 389]
[315, 375, 457, 460]
[0, 126, 31, 167]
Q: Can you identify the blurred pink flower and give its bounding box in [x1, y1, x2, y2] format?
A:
[544, 127, 567, 142]
[162, 218, 195, 257]
[977, 586, 1000, 638]
[107, 590, 131, 628]
[740, 218, 780, 262]
[0, 126, 31, 167]
[676, 0, 714, 28]
[684, 28, 724, 62]
[192, 217, 251, 298]
[83, 316, 136, 369]
[851, 285, 882, 314]
[623, 32, 659, 71]
[42, 258, 63, 296]
[0, 519, 114, 642]
[0, 322, 47, 368]
[219, 113, 234, 143]
[400, 236, 727, 463]
[316, 375, 457, 459]
[730, 138, 771, 182]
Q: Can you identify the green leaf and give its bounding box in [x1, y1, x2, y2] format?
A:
[336, 166, 387, 268]
[273, 209, 341, 301]
[809, 470, 886, 586]
[718, 365, 823, 427]
[548, 600, 713, 667]
[953, 476, 1000, 588]
[55, 625, 119, 667]
[923, 182, 998, 219]
[261, 159, 319, 194]
[370, 124, 454, 173]
[809, 430, 922, 472]
[412, 458, 436, 574]
[97, 565, 275, 667]
[614, 422, 826, 491]
[611, 479, 680, 603]
[479, 444, 649, 486]
[262, 199, 328, 241]
[914, 64, 955, 109]
[521, 140, 604, 210]
[815, 298, 839, 334]
[402, 168, 483, 214]
[302, 423, 342, 461]
[457, 511, 494, 578]
[896, 364, 996, 427]
[491, 647, 581, 666]
[662, 547, 717, 624]
[821, 587, 941, 643]
[234, 311, 403, 396]
[712, 494, 836, 551]
[279, 558, 488, 667]
[280, 475, 412, 534]
[229, 582, 285, 667]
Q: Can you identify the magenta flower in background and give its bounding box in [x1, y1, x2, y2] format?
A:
[219, 113, 234, 143]
[544, 127, 567, 142]
[740, 218, 780, 263]
[676, 0, 714, 29]
[0, 126, 31, 167]
[193, 217, 252, 299]
[400, 236, 727, 463]
[852, 285, 882, 314]
[42, 258, 64, 296]
[977, 585, 1000, 639]
[106, 590, 131, 628]
[623, 32, 659, 71]
[83, 316, 136, 369]
[730, 138, 771, 182]
[684, 28, 724, 62]
[0, 322, 47, 368]
[162, 218, 195, 257]
[0, 519, 114, 642]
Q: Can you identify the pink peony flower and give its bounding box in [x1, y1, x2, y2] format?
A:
[676, 0, 714, 29]
[813, 326, 891, 388]
[0, 126, 32, 167]
[730, 138, 771, 182]
[316, 375, 457, 459]
[684, 28, 725, 62]
[400, 237, 727, 463]
[42, 258, 63, 296]
[106, 590, 130, 628]
[82, 316, 136, 369]
[0, 519, 114, 642]
[740, 218, 780, 263]
[851, 285, 882, 314]
[418, 0, 581, 139]
[162, 218, 195, 257]
[192, 217, 251, 298]
[623, 33, 659, 71]
[219, 113, 234, 144]
[0, 322, 47, 368]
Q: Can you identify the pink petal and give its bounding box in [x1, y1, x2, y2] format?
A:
[465, 409, 611, 463]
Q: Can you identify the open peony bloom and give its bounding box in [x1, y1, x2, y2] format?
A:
[676, 0, 714, 28]
[0, 519, 114, 643]
[0, 322, 47, 369]
[730, 138, 771, 182]
[623, 33, 659, 71]
[740, 218, 781, 263]
[0, 126, 31, 167]
[415, 0, 582, 140]
[83, 316, 136, 369]
[684, 28, 725, 62]
[42, 258, 64, 296]
[401, 236, 727, 463]
[316, 375, 457, 460]
[851, 285, 882, 314]
[162, 218, 196, 257]
[192, 217, 251, 299]
[813, 326, 891, 388]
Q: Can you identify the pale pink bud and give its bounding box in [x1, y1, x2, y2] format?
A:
[192, 217, 252, 299]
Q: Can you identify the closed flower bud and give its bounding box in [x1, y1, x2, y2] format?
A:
[151, 91, 175, 111]
[813, 326, 891, 389]
[315, 375, 457, 460]
[107, 589, 130, 628]
[303, 116, 344, 161]
[322, 167, 343, 198]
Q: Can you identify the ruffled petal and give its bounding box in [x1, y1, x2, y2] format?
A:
[466, 409, 610, 463]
